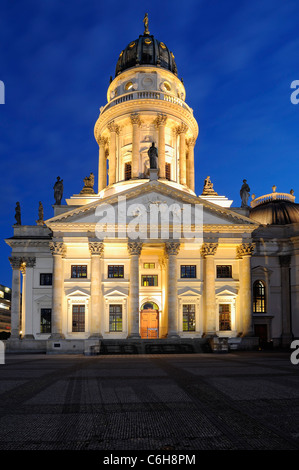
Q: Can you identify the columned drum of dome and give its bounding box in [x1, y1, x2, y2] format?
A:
[94, 16, 198, 197]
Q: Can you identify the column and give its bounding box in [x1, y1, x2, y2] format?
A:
[165, 242, 180, 337]
[9, 257, 22, 339]
[49, 241, 66, 339]
[279, 255, 292, 347]
[186, 137, 196, 192]
[98, 136, 107, 192]
[22, 257, 36, 339]
[107, 121, 119, 186]
[237, 243, 255, 336]
[127, 241, 142, 338]
[201, 243, 218, 335]
[177, 123, 188, 185]
[155, 114, 167, 178]
[89, 241, 104, 338]
[130, 113, 141, 179]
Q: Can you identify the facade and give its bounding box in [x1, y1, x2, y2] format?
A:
[5, 19, 299, 353]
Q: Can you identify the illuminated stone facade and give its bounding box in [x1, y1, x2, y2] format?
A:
[5, 20, 299, 353]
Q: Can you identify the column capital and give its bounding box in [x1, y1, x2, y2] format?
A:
[236, 243, 255, 258]
[130, 113, 141, 126]
[49, 241, 66, 257]
[22, 256, 36, 268]
[99, 136, 108, 147]
[128, 241, 143, 256]
[107, 120, 119, 134]
[201, 243, 218, 257]
[186, 137, 196, 147]
[165, 241, 180, 256]
[9, 256, 23, 269]
[155, 113, 167, 128]
[89, 241, 104, 257]
[176, 122, 188, 135]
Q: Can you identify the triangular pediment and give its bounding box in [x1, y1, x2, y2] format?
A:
[65, 288, 90, 297]
[45, 180, 258, 234]
[178, 287, 202, 297]
[104, 287, 128, 298]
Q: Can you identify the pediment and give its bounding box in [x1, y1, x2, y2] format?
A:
[65, 288, 90, 297]
[215, 286, 238, 297]
[104, 287, 128, 298]
[45, 181, 257, 233]
[178, 287, 202, 297]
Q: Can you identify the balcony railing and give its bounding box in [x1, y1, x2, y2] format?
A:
[251, 187, 295, 208]
[100, 90, 193, 115]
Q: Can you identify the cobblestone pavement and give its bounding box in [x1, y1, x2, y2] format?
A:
[0, 351, 299, 451]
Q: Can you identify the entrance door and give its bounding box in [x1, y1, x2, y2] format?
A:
[140, 309, 159, 338]
[254, 324, 268, 344]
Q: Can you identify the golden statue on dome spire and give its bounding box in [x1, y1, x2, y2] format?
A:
[143, 13, 150, 35]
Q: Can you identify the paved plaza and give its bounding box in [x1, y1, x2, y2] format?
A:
[0, 350, 299, 451]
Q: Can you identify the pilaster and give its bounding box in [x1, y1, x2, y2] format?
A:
[201, 243, 218, 335]
[165, 241, 180, 337]
[127, 241, 143, 338]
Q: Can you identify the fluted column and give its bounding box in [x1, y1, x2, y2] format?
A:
[237, 243, 255, 336]
[98, 136, 107, 192]
[21, 257, 36, 339]
[201, 243, 218, 335]
[49, 241, 66, 339]
[155, 114, 167, 178]
[165, 242, 180, 337]
[177, 123, 188, 185]
[9, 257, 22, 339]
[186, 137, 196, 192]
[130, 113, 141, 179]
[89, 241, 104, 338]
[127, 241, 142, 338]
[279, 255, 292, 346]
[108, 121, 119, 186]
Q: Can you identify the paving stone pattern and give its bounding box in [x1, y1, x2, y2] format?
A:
[0, 351, 299, 450]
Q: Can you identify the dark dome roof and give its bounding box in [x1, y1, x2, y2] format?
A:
[115, 34, 178, 77]
[250, 199, 299, 225]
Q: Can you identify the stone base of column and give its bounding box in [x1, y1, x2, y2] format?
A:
[128, 333, 141, 339]
[49, 333, 65, 340]
[167, 331, 179, 339]
[22, 334, 35, 340]
[88, 333, 103, 339]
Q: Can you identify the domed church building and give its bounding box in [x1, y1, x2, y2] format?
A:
[5, 17, 299, 353]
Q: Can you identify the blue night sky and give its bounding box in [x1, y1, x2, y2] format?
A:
[0, 0, 299, 287]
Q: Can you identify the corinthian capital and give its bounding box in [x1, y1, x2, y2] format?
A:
[155, 113, 167, 128]
[127, 241, 143, 256]
[107, 121, 119, 134]
[201, 243, 218, 257]
[186, 137, 196, 147]
[49, 241, 66, 257]
[236, 243, 255, 258]
[89, 241, 104, 257]
[22, 256, 36, 268]
[9, 256, 23, 269]
[176, 123, 188, 135]
[165, 241, 180, 256]
[130, 113, 141, 126]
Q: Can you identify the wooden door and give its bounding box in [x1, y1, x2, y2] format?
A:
[140, 309, 159, 338]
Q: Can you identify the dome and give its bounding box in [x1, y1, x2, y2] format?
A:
[115, 27, 178, 77]
[250, 199, 299, 225]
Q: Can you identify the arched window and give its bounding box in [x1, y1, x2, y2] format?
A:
[253, 280, 266, 313]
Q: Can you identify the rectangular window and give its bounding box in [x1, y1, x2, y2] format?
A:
[72, 305, 85, 332]
[108, 265, 124, 278]
[141, 275, 158, 286]
[165, 163, 171, 180]
[40, 273, 52, 285]
[183, 304, 196, 331]
[71, 265, 87, 278]
[219, 304, 231, 331]
[216, 265, 232, 278]
[181, 265, 197, 278]
[109, 304, 122, 332]
[143, 263, 155, 269]
[125, 162, 132, 180]
[40, 308, 51, 333]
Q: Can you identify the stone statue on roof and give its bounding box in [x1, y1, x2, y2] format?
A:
[148, 142, 158, 169]
[240, 179, 250, 207]
[53, 176, 63, 205]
